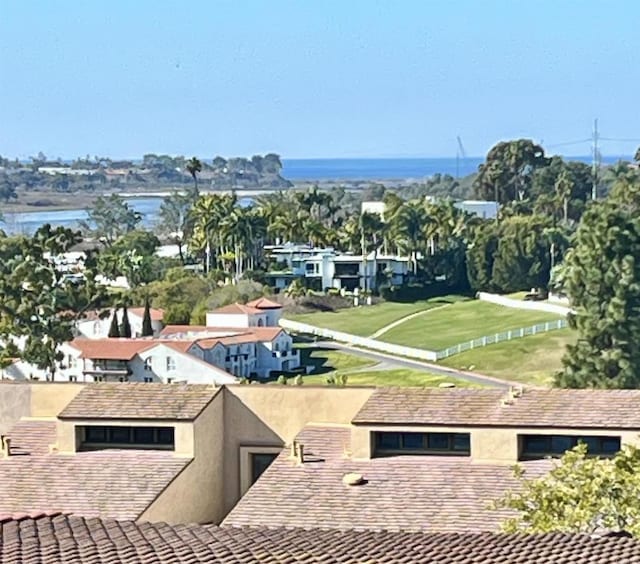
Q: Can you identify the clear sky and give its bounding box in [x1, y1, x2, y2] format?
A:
[1, 0, 639, 160]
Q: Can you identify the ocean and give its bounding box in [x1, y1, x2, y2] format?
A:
[0, 155, 627, 235]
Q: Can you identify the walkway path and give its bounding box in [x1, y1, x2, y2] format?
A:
[368, 303, 451, 339]
[313, 340, 526, 389]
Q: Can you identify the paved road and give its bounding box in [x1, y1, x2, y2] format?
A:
[314, 340, 514, 389]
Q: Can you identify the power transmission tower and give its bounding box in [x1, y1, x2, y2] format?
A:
[591, 118, 600, 200]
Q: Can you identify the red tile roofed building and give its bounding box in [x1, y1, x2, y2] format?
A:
[206, 300, 283, 328]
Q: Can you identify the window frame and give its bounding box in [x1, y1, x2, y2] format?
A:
[519, 434, 621, 460]
[373, 431, 471, 457]
[80, 425, 175, 451]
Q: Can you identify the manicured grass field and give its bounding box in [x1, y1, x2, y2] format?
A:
[294, 369, 479, 388]
[379, 300, 564, 351]
[292, 345, 480, 388]
[439, 329, 576, 387]
[297, 346, 375, 374]
[287, 295, 468, 337]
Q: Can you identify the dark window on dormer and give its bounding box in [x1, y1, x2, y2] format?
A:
[519, 434, 621, 459]
[80, 426, 175, 451]
[373, 432, 470, 456]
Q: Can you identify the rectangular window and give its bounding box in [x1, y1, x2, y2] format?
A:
[143, 376, 153, 383]
[251, 452, 278, 484]
[144, 357, 153, 371]
[81, 426, 175, 450]
[520, 434, 621, 459]
[374, 432, 470, 456]
[68, 375, 77, 383]
[166, 356, 176, 371]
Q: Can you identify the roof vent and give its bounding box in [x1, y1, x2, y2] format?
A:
[342, 472, 366, 486]
[1, 435, 11, 457]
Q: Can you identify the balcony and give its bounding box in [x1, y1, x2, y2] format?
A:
[272, 350, 298, 359]
[83, 360, 130, 377]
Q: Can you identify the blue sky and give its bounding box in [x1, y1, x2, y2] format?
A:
[1, 0, 639, 159]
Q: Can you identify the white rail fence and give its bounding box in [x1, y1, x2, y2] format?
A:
[280, 317, 569, 361]
[434, 318, 568, 359]
[477, 292, 573, 316]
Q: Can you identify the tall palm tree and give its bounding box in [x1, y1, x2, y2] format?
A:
[185, 157, 202, 197]
[554, 170, 574, 224]
[389, 201, 428, 276]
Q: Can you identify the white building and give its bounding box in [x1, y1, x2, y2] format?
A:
[361, 201, 386, 219]
[76, 308, 165, 339]
[454, 200, 499, 220]
[266, 244, 408, 292]
[3, 298, 299, 383]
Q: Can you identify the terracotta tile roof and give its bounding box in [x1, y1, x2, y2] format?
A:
[3, 420, 57, 456]
[58, 383, 220, 420]
[129, 307, 164, 322]
[209, 303, 262, 315]
[223, 425, 552, 532]
[69, 338, 155, 360]
[2, 515, 640, 563]
[0, 419, 189, 521]
[352, 387, 640, 429]
[159, 325, 208, 336]
[246, 297, 283, 309]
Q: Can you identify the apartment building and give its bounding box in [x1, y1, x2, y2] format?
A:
[4, 298, 300, 383]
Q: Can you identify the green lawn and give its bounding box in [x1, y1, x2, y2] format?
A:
[379, 300, 564, 351]
[287, 295, 468, 336]
[294, 369, 481, 388]
[296, 345, 376, 374]
[439, 329, 577, 387]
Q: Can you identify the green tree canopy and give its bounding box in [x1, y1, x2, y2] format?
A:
[0, 225, 107, 378]
[83, 194, 142, 245]
[558, 178, 640, 388]
[473, 139, 548, 204]
[493, 443, 640, 535]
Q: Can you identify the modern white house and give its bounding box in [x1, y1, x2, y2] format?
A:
[265, 244, 409, 292]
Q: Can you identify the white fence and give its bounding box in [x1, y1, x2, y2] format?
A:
[280, 319, 440, 361]
[280, 317, 569, 362]
[434, 318, 568, 360]
[477, 292, 573, 316]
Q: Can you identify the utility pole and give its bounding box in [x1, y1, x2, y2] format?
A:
[591, 118, 600, 200]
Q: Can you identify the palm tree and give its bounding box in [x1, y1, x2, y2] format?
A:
[389, 201, 427, 276]
[554, 170, 574, 224]
[185, 157, 202, 197]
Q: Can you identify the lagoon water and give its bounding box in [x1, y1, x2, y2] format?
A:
[0, 155, 621, 235]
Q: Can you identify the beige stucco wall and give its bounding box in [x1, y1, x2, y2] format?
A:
[140, 391, 225, 524]
[0, 383, 31, 435]
[351, 424, 640, 464]
[221, 385, 374, 515]
[56, 418, 195, 455]
[30, 383, 85, 418]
